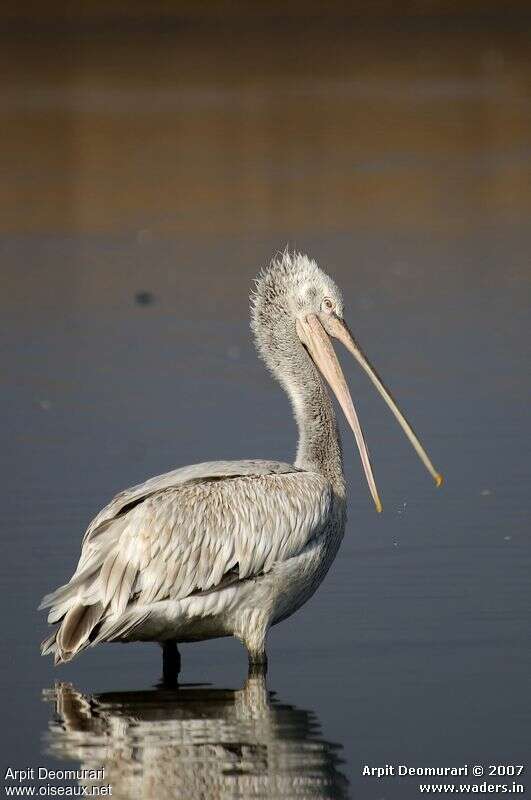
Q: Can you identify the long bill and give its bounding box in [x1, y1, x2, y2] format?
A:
[325, 314, 443, 488]
[296, 313, 383, 513]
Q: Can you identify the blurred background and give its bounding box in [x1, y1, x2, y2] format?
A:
[2, 3, 530, 799]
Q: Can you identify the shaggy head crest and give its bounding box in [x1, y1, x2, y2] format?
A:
[251, 251, 343, 330]
[250, 250, 344, 380]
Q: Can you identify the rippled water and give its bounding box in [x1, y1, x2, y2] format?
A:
[1, 12, 530, 799]
[43, 678, 349, 799]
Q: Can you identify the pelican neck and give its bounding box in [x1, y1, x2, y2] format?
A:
[289, 360, 345, 492]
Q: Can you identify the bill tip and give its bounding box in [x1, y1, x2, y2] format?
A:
[376, 501, 383, 513]
[435, 473, 444, 487]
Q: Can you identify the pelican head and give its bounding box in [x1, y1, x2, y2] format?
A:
[251, 251, 442, 512]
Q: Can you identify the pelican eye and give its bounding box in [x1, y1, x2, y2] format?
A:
[322, 297, 334, 313]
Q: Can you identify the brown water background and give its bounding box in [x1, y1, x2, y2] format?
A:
[1, 6, 530, 798]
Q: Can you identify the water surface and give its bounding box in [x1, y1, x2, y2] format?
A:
[1, 13, 530, 799]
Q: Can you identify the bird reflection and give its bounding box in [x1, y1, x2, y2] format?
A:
[43, 676, 349, 799]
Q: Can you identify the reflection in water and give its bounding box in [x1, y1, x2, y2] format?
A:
[2, 9, 529, 791]
[43, 678, 349, 799]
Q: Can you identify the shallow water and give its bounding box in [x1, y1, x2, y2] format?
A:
[1, 13, 530, 799]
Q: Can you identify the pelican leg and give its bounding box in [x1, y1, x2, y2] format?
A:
[239, 619, 269, 677]
[161, 641, 181, 686]
[247, 650, 268, 678]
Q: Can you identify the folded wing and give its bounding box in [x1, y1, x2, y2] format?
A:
[39, 461, 331, 663]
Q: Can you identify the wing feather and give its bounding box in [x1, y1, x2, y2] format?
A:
[113, 473, 327, 607]
[83, 459, 300, 544]
[40, 460, 331, 662]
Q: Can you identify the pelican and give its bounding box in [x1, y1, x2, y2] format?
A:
[40, 251, 442, 677]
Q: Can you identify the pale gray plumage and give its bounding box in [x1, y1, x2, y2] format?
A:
[40, 250, 441, 672]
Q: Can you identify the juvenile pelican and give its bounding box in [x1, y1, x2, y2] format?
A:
[40, 252, 442, 676]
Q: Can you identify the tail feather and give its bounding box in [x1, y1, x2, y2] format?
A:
[91, 608, 151, 646]
[47, 600, 73, 625]
[39, 515, 134, 664]
[42, 602, 151, 664]
[41, 631, 58, 657]
[55, 602, 104, 663]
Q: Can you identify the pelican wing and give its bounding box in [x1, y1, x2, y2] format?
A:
[40, 461, 332, 661]
[110, 470, 332, 607]
[69, 461, 300, 580]
[83, 460, 299, 544]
